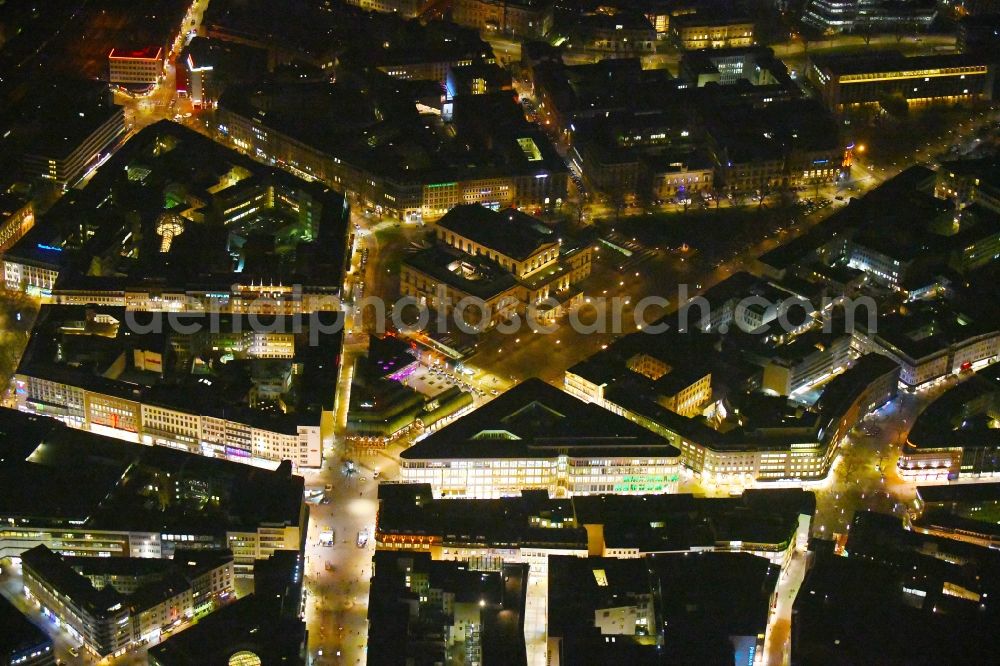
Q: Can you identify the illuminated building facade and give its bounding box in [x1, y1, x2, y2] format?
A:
[52, 283, 343, 315]
[3, 256, 60, 295]
[0, 409, 307, 576]
[897, 365, 1000, 481]
[21, 104, 126, 190]
[802, 0, 857, 31]
[808, 52, 994, 112]
[761, 333, 854, 396]
[652, 161, 715, 200]
[567, 332, 901, 486]
[671, 15, 754, 50]
[569, 12, 657, 54]
[6, 121, 350, 302]
[803, 0, 936, 34]
[935, 157, 1000, 213]
[108, 47, 164, 87]
[398, 379, 681, 498]
[21, 546, 234, 658]
[854, 303, 1000, 387]
[13, 306, 338, 470]
[376, 484, 813, 574]
[0, 193, 33, 252]
[216, 103, 566, 222]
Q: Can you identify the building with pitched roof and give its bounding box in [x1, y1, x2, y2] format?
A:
[399, 378, 681, 497]
[400, 205, 592, 329]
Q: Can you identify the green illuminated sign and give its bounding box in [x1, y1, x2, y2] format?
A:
[612, 474, 679, 492]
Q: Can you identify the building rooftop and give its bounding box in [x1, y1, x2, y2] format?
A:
[109, 46, 163, 60]
[218, 78, 565, 188]
[0, 594, 52, 664]
[367, 551, 527, 666]
[811, 50, 990, 77]
[916, 482, 1000, 504]
[1, 77, 123, 162]
[6, 120, 349, 291]
[148, 593, 306, 665]
[206, 0, 491, 66]
[913, 481, 1000, 541]
[905, 364, 1000, 449]
[548, 552, 777, 664]
[758, 165, 937, 275]
[22, 545, 128, 620]
[672, 12, 754, 27]
[404, 245, 521, 300]
[0, 408, 304, 534]
[815, 353, 900, 421]
[400, 378, 681, 461]
[869, 301, 998, 365]
[16, 304, 342, 432]
[376, 484, 813, 552]
[794, 542, 998, 664]
[436, 205, 558, 261]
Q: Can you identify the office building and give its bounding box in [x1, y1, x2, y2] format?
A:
[754, 161, 1000, 294]
[108, 47, 164, 87]
[567, 11, 657, 54]
[913, 482, 1000, 548]
[8, 79, 126, 191]
[808, 51, 994, 112]
[399, 378, 682, 498]
[802, 0, 936, 34]
[706, 99, 846, 195]
[177, 38, 267, 109]
[761, 331, 853, 396]
[0, 408, 307, 574]
[935, 157, 1000, 213]
[801, 0, 858, 32]
[345, 0, 435, 17]
[566, 331, 715, 418]
[812, 353, 900, 450]
[855, 302, 999, 387]
[446, 62, 513, 99]
[679, 46, 793, 87]
[20, 103, 125, 190]
[347, 335, 474, 443]
[568, 326, 901, 485]
[959, 14, 1000, 56]
[216, 81, 566, 222]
